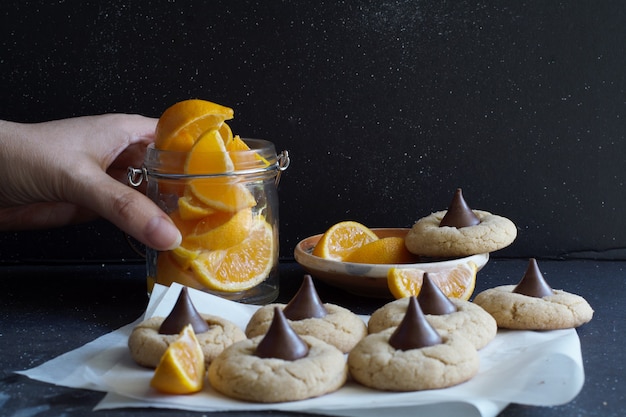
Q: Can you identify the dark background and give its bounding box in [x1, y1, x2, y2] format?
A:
[1, 0, 625, 264]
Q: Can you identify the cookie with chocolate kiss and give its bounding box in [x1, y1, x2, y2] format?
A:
[208, 307, 347, 403]
[368, 273, 497, 349]
[405, 188, 517, 257]
[128, 287, 245, 368]
[473, 258, 594, 330]
[245, 275, 367, 353]
[348, 297, 479, 391]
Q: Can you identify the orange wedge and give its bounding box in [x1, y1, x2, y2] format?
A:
[150, 324, 205, 394]
[177, 191, 217, 220]
[218, 122, 233, 149]
[190, 216, 275, 292]
[155, 99, 234, 152]
[228, 135, 270, 170]
[185, 129, 234, 175]
[312, 221, 379, 261]
[387, 262, 478, 300]
[185, 208, 253, 251]
[155, 251, 201, 289]
[343, 236, 418, 264]
[184, 130, 255, 211]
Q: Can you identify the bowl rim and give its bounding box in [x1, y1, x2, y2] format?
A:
[294, 228, 490, 277]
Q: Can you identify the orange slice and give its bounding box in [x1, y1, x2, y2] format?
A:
[311, 221, 379, 261]
[190, 216, 275, 292]
[185, 208, 253, 251]
[387, 262, 478, 300]
[343, 236, 418, 264]
[155, 99, 234, 152]
[188, 180, 256, 212]
[185, 129, 234, 175]
[155, 251, 201, 289]
[178, 192, 217, 220]
[184, 130, 255, 211]
[150, 324, 205, 394]
[228, 135, 270, 170]
[218, 122, 233, 149]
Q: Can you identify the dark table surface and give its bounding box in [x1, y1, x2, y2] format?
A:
[0, 258, 623, 416]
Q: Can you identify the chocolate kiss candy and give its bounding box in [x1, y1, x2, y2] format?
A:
[389, 296, 443, 351]
[418, 273, 458, 315]
[255, 307, 310, 360]
[158, 287, 210, 335]
[439, 188, 481, 228]
[513, 258, 554, 298]
[282, 275, 328, 320]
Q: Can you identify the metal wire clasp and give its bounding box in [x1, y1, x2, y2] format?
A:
[275, 150, 290, 186]
[127, 166, 147, 187]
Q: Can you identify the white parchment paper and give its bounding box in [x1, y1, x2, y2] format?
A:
[18, 283, 584, 417]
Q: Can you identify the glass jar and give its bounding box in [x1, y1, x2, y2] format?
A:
[129, 139, 289, 304]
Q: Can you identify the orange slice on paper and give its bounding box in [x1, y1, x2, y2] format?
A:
[312, 221, 379, 261]
[387, 262, 478, 301]
[155, 99, 234, 152]
[150, 324, 205, 394]
[190, 216, 275, 292]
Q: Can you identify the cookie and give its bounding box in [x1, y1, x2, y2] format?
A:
[368, 297, 497, 349]
[128, 314, 246, 368]
[348, 298, 479, 391]
[245, 303, 367, 353]
[209, 331, 347, 402]
[473, 285, 594, 330]
[405, 209, 517, 257]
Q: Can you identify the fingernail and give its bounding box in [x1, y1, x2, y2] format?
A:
[145, 216, 182, 250]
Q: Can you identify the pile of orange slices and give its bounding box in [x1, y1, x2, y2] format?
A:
[152, 99, 274, 293]
[312, 221, 477, 301]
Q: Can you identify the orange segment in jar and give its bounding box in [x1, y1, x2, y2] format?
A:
[218, 122, 234, 149]
[185, 208, 253, 251]
[190, 216, 275, 292]
[188, 180, 256, 213]
[178, 190, 217, 220]
[185, 129, 234, 175]
[312, 221, 379, 261]
[155, 251, 201, 289]
[184, 129, 255, 211]
[228, 135, 270, 170]
[155, 99, 234, 152]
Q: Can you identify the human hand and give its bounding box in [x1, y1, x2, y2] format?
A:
[0, 114, 181, 251]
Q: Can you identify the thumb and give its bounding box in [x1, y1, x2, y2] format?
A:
[76, 174, 182, 251]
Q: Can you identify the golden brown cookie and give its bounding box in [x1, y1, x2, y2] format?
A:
[348, 327, 479, 391]
[405, 210, 517, 257]
[368, 297, 497, 350]
[245, 303, 367, 353]
[473, 285, 594, 330]
[128, 314, 246, 368]
[208, 334, 347, 402]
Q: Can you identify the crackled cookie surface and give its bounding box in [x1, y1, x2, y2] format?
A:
[208, 334, 347, 402]
[128, 314, 246, 368]
[368, 297, 497, 350]
[473, 285, 594, 330]
[405, 210, 517, 257]
[245, 303, 367, 353]
[348, 328, 479, 391]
